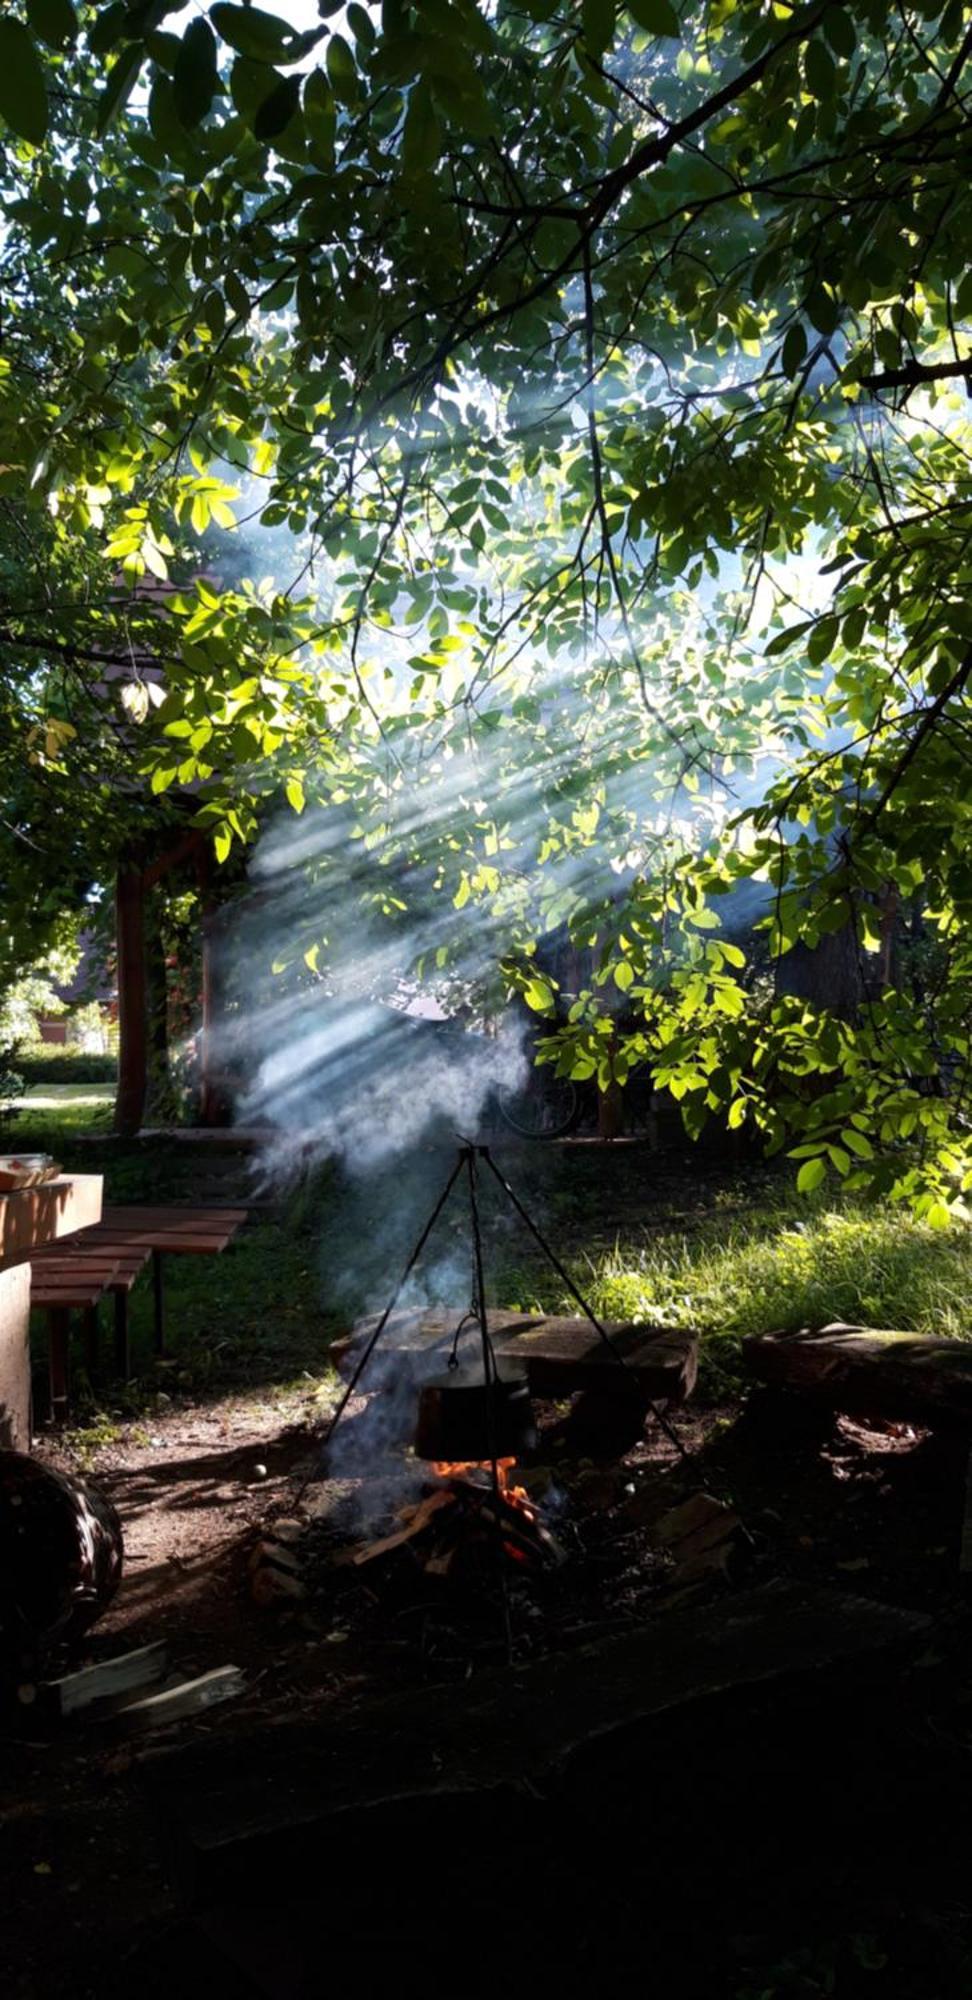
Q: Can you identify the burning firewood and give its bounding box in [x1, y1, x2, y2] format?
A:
[334, 1490, 455, 1568]
[333, 1460, 565, 1577]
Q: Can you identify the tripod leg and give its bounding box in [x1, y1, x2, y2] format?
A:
[298, 1151, 468, 1495]
[478, 1146, 689, 1460]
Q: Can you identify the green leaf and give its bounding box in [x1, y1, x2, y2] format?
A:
[583, 0, 616, 52]
[524, 978, 556, 1013]
[627, 0, 680, 34]
[88, 1, 126, 56]
[766, 620, 811, 656]
[805, 35, 836, 99]
[613, 958, 634, 990]
[286, 776, 305, 814]
[212, 5, 297, 63]
[954, 268, 972, 319]
[796, 1155, 826, 1193]
[97, 42, 143, 133]
[26, 0, 77, 51]
[173, 17, 218, 129]
[303, 68, 335, 161]
[807, 616, 839, 665]
[823, 6, 856, 56]
[403, 78, 440, 172]
[326, 32, 358, 104]
[781, 321, 807, 379]
[253, 73, 300, 139]
[806, 283, 839, 335]
[0, 18, 48, 144]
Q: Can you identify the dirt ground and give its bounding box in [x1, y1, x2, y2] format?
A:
[2, 1360, 971, 1996]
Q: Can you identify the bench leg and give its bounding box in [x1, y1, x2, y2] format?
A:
[48, 1307, 71, 1424]
[114, 1290, 130, 1380]
[152, 1250, 166, 1355]
[83, 1303, 100, 1380]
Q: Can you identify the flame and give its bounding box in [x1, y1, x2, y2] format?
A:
[431, 1457, 537, 1519]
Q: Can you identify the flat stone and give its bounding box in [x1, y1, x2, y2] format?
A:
[744, 1323, 972, 1425]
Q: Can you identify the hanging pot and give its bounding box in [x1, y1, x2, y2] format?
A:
[414, 1362, 536, 1463]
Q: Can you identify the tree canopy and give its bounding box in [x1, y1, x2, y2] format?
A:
[2, 0, 972, 1211]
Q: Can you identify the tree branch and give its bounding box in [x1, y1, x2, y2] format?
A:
[860, 354, 971, 393]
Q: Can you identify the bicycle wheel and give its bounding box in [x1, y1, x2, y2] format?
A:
[495, 1071, 580, 1139]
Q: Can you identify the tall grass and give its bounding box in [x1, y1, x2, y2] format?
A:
[580, 1202, 972, 1389]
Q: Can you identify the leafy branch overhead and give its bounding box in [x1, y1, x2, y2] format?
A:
[1, 0, 971, 1211]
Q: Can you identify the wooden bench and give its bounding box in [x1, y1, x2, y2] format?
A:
[29, 1205, 249, 1417]
[32, 1237, 151, 1389]
[30, 1259, 121, 1420]
[336, 1307, 698, 1405]
[77, 1205, 249, 1357]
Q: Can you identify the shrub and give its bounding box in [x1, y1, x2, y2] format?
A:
[14, 1048, 117, 1085]
[0, 1047, 24, 1128]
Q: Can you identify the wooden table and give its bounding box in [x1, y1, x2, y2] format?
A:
[0, 1174, 104, 1445]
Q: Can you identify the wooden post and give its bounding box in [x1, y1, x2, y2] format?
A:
[196, 848, 233, 1127]
[115, 861, 148, 1137]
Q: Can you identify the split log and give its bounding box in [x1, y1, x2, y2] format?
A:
[744, 1323, 972, 1426]
[38, 1641, 168, 1718]
[333, 1490, 454, 1567]
[647, 1492, 740, 1585]
[119, 1666, 244, 1731]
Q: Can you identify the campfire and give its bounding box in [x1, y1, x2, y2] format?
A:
[335, 1455, 565, 1579]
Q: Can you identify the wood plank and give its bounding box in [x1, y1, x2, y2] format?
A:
[33, 1273, 116, 1299]
[101, 1207, 248, 1225]
[41, 1642, 169, 1717]
[744, 1323, 972, 1424]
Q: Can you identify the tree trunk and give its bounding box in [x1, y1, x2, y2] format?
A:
[196, 850, 233, 1127]
[142, 891, 178, 1125]
[774, 923, 863, 1020]
[114, 862, 147, 1137]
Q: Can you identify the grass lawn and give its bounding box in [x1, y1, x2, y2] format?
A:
[7, 1094, 971, 1428]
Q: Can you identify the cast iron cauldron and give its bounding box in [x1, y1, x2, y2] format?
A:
[414, 1362, 536, 1463]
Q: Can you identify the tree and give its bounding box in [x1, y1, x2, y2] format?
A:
[2, 0, 972, 1211]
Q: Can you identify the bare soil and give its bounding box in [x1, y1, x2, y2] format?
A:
[2, 1365, 971, 1996]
